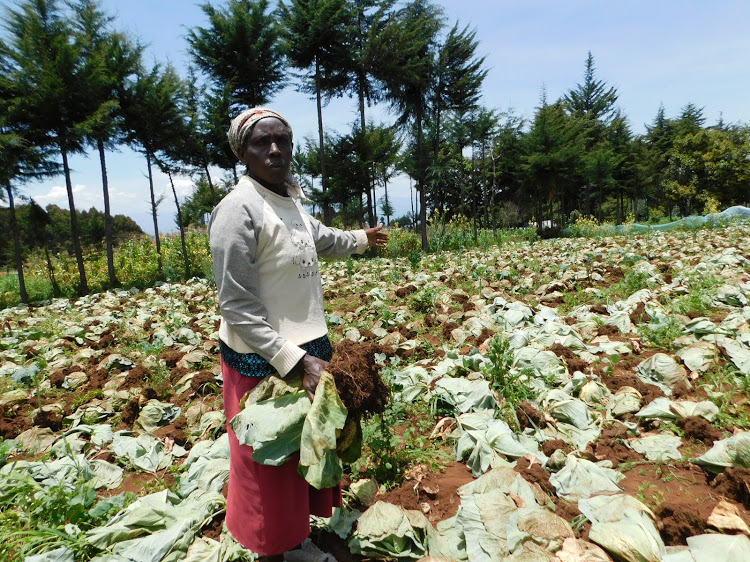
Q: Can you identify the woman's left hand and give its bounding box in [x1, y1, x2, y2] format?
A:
[365, 223, 389, 248]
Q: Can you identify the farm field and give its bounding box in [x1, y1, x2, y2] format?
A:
[2, 222, 750, 561]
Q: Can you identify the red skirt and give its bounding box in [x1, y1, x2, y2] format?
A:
[222, 358, 342, 555]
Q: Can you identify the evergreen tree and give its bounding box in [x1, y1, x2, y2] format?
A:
[564, 52, 620, 219]
[277, 0, 352, 226]
[336, 0, 396, 132]
[70, 0, 142, 288]
[431, 22, 487, 198]
[564, 51, 618, 124]
[187, 0, 286, 110]
[121, 63, 187, 277]
[2, 0, 111, 295]
[523, 94, 583, 231]
[379, 0, 443, 250]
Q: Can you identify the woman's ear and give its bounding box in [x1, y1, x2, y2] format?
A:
[237, 145, 248, 166]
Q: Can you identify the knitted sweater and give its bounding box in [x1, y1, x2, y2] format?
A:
[209, 175, 368, 376]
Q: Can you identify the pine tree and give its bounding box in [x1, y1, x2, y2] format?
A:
[379, 0, 443, 250]
[277, 0, 352, 226]
[121, 63, 187, 278]
[2, 0, 111, 295]
[187, 0, 286, 110]
[69, 0, 142, 288]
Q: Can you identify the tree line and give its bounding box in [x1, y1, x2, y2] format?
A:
[0, 201, 143, 269]
[2, 0, 749, 304]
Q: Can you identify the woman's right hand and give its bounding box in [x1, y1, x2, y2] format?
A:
[295, 354, 329, 401]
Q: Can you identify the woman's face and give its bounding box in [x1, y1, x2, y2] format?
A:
[240, 117, 293, 188]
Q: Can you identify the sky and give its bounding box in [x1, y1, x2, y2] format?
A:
[4, 0, 750, 234]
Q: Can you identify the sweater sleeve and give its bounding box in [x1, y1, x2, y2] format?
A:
[304, 209, 369, 257]
[209, 195, 305, 376]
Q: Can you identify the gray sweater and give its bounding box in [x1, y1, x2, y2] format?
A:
[209, 176, 368, 375]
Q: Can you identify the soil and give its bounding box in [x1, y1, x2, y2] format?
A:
[514, 455, 556, 495]
[550, 343, 588, 373]
[329, 340, 390, 416]
[541, 439, 571, 457]
[677, 416, 724, 445]
[629, 302, 651, 325]
[377, 462, 474, 522]
[712, 467, 750, 509]
[516, 401, 547, 430]
[395, 285, 418, 298]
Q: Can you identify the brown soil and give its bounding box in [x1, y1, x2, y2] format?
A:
[591, 438, 643, 467]
[516, 401, 547, 430]
[550, 343, 588, 373]
[160, 350, 184, 368]
[395, 285, 418, 298]
[33, 408, 63, 431]
[677, 416, 724, 445]
[618, 462, 736, 546]
[191, 371, 219, 395]
[541, 439, 571, 457]
[84, 367, 110, 391]
[153, 423, 189, 447]
[441, 322, 460, 341]
[329, 340, 389, 416]
[712, 467, 750, 509]
[656, 502, 707, 545]
[596, 324, 620, 337]
[377, 462, 474, 523]
[514, 456, 555, 495]
[120, 398, 140, 427]
[602, 371, 665, 404]
[49, 370, 66, 388]
[554, 498, 590, 539]
[121, 364, 149, 389]
[629, 302, 651, 325]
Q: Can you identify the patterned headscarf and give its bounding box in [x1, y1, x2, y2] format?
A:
[227, 107, 293, 161]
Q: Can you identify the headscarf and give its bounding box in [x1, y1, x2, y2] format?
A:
[227, 107, 293, 161]
[227, 107, 306, 199]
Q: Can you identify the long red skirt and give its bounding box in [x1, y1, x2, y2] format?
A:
[222, 358, 342, 555]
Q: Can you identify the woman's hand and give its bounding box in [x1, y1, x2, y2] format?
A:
[294, 354, 329, 401]
[365, 223, 389, 248]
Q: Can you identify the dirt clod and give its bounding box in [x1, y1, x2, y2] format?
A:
[329, 340, 389, 416]
[656, 501, 707, 545]
[516, 402, 546, 430]
[677, 416, 723, 445]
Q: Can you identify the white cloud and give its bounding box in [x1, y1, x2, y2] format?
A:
[158, 177, 196, 202]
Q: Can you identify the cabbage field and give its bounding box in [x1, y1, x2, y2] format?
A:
[2, 220, 750, 562]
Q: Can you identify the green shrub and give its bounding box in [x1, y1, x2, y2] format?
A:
[384, 227, 421, 258]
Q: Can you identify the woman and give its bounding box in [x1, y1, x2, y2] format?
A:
[209, 107, 388, 560]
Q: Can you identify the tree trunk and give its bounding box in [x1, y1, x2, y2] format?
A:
[168, 171, 190, 278]
[5, 185, 27, 304]
[315, 57, 332, 226]
[384, 174, 391, 226]
[43, 246, 60, 297]
[61, 147, 89, 295]
[146, 151, 163, 276]
[98, 138, 118, 288]
[204, 164, 217, 206]
[365, 179, 374, 227]
[417, 106, 428, 252]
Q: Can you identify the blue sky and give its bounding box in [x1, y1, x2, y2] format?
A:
[6, 0, 750, 233]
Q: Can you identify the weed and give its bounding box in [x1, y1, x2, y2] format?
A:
[483, 336, 533, 415]
[350, 399, 451, 490]
[638, 316, 683, 351]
